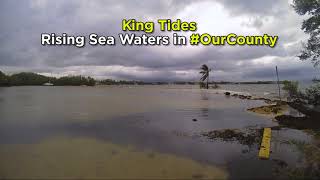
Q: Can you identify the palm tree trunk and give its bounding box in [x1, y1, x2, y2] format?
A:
[206, 73, 209, 89]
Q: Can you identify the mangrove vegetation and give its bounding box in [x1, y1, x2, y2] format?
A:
[0, 71, 95, 86]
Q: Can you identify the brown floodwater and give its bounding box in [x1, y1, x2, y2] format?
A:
[0, 85, 315, 179]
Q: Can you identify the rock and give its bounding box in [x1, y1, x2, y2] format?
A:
[192, 118, 197, 122]
[224, 92, 231, 96]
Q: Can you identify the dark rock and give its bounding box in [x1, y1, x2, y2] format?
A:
[224, 92, 231, 96]
[192, 118, 197, 122]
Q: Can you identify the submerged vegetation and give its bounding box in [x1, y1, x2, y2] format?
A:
[202, 128, 263, 148]
[274, 140, 320, 178]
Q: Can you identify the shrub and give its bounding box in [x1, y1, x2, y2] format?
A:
[304, 83, 320, 106]
[282, 80, 299, 99]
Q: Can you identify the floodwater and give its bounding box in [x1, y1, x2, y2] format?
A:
[0, 85, 315, 179]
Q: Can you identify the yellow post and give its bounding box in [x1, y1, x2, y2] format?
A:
[258, 128, 271, 159]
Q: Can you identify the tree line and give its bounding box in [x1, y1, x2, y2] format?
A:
[1, 70, 295, 87]
[0, 71, 95, 86]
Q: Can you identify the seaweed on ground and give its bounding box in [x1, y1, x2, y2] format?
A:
[201, 128, 263, 148]
[247, 104, 287, 116]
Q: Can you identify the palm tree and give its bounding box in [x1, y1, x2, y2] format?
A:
[200, 64, 211, 89]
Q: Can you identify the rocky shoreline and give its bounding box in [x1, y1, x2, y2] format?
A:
[200, 91, 320, 178]
[223, 91, 319, 130]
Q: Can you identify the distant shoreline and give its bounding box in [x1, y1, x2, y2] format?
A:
[0, 70, 296, 87]
[0, 81, 285, 87]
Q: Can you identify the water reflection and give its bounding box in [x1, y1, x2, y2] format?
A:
[200, 91, 209, 101]
[200, 108, 209, 118]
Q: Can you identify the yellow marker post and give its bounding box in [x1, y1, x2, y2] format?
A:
[258, 128, 271, 159]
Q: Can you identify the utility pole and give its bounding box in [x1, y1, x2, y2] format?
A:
[276, 66, 281, 101]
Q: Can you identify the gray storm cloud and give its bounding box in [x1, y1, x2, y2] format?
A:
[0, 0, 318, 81]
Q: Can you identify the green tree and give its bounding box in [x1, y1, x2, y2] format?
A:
[9, 72, 49, 86]
[0, 71, 9, 86]
[282, 80, 300, 100]
[100, 79, 117, 85]
[53, 75, 95, 86]
[292, 0, 320, 66]
[199, 64, 211, 89]
[304, 83, 320, 106]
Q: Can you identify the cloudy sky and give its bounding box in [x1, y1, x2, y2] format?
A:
[0, 0, 319, 81]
